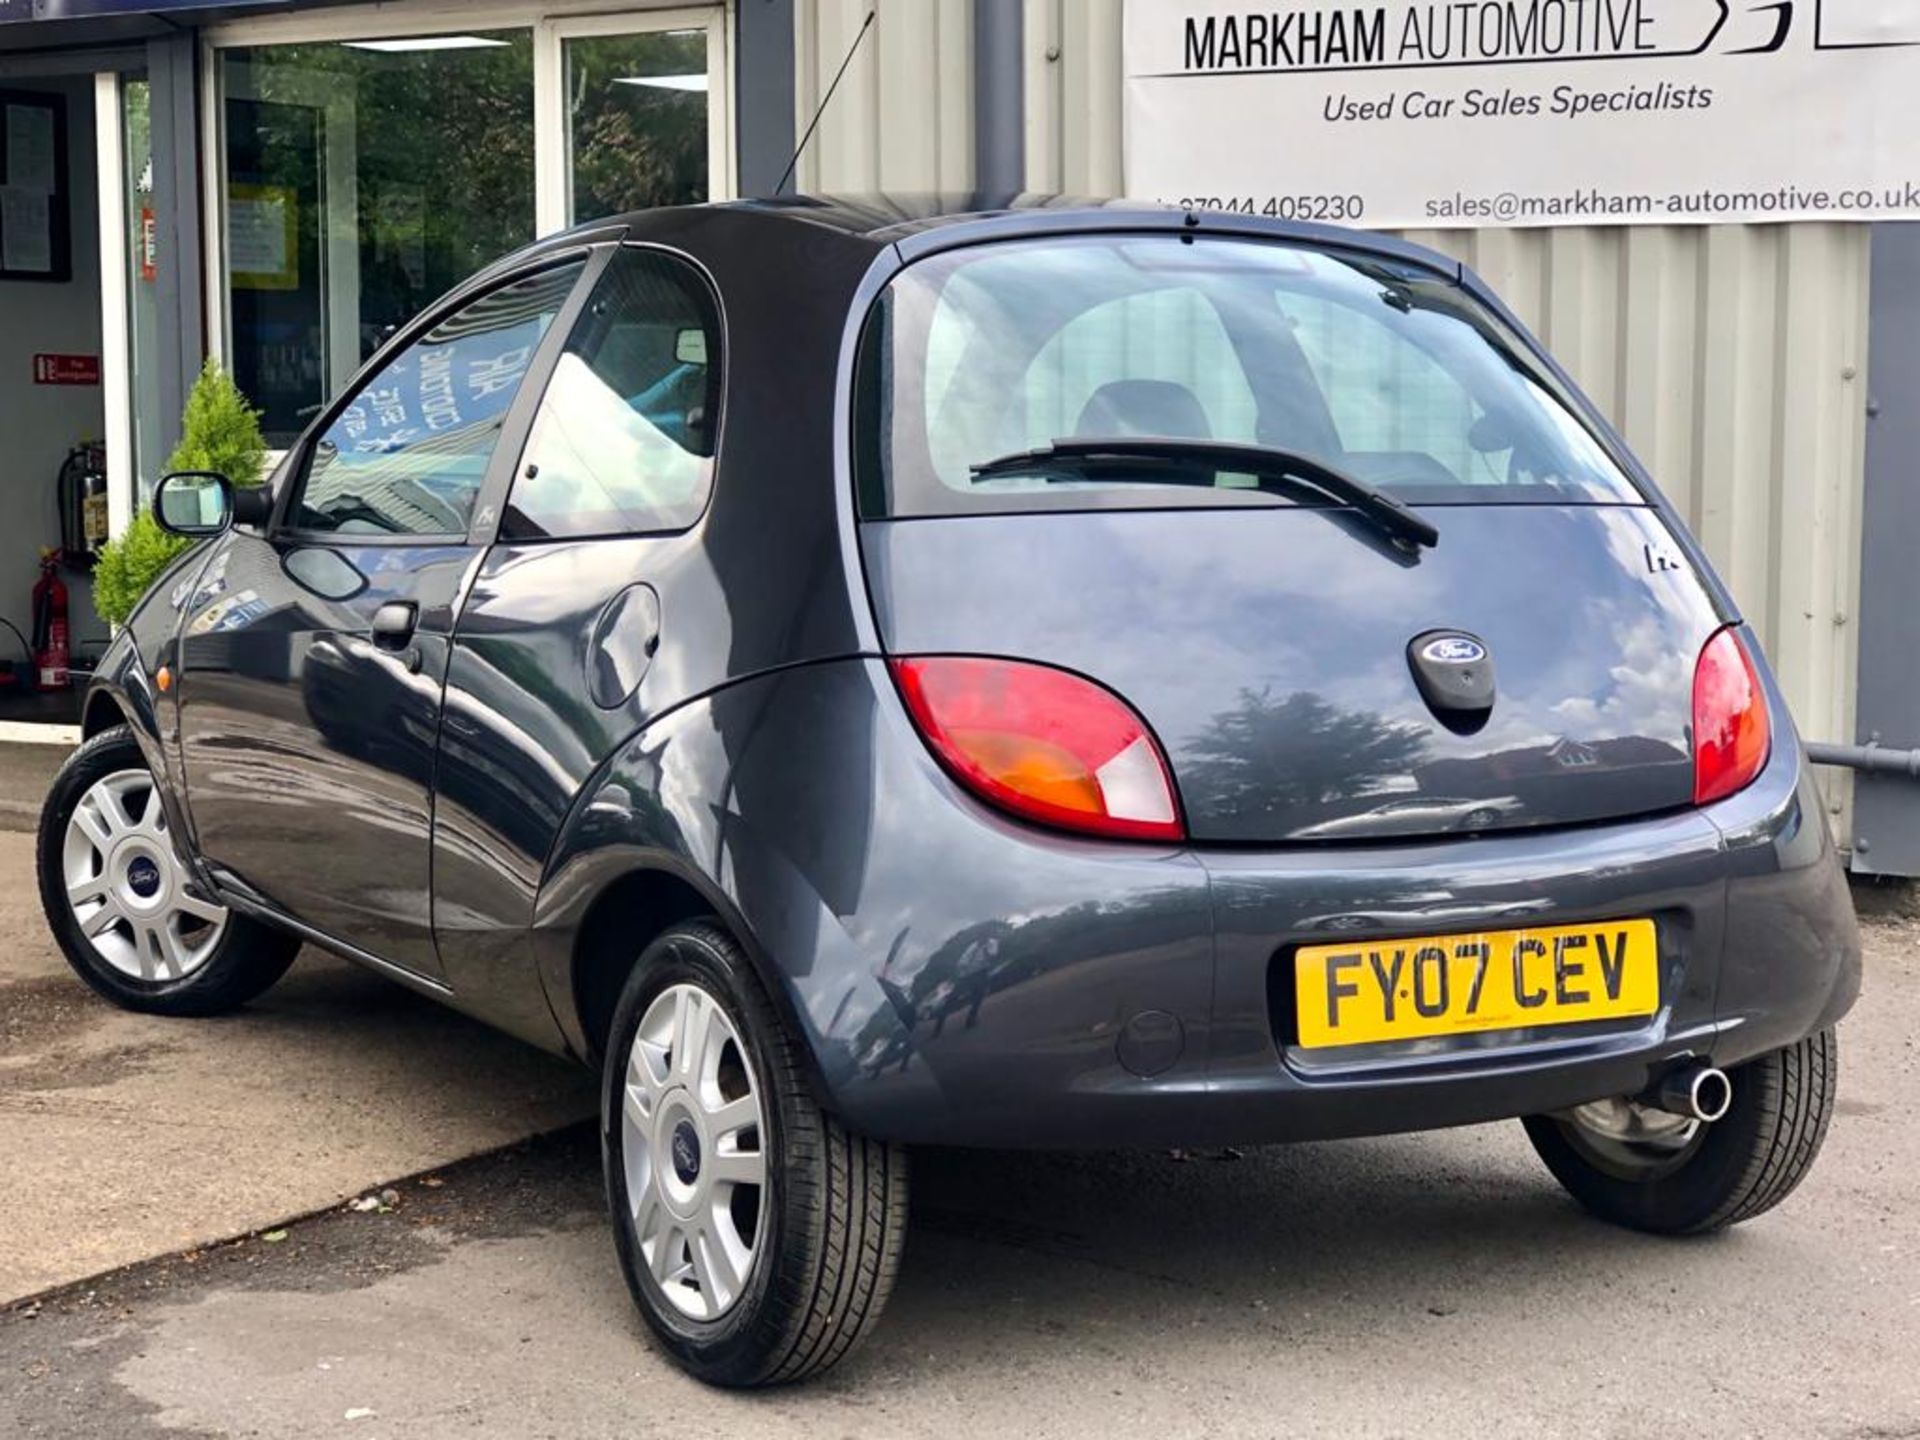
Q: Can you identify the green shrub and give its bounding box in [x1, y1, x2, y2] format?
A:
[167, 357, 269, 488]
[92, 513, 191, 630]
[93, 360, 269, 628]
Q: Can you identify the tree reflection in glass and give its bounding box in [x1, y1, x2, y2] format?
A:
[567, 29, 709, 225]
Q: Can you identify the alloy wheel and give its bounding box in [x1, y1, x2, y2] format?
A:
[61, 769, 228, 982]
[621, 981, 769, 1321]
[1558, 1094, 1705, 1181]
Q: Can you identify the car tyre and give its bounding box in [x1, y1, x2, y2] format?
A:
[37, 724, 300, 1016]
[602, 919, 909, 1387]
[1522, 1029, 1838, 1235]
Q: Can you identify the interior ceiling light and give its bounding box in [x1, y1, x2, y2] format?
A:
[343, 36, 511, 53]
[614, 74, 708, 92]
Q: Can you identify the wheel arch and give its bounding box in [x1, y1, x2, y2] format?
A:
[78, 645, 174, 803]
[81, 686, 129, 740]
[80, 626, 162, 749]
[566, 858, 737, 1066]
[529, 666, 934, 1129]
[537, 836, 847, 1099]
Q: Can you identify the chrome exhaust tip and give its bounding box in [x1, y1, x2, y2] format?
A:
[1650, 1063, 1732, 1123]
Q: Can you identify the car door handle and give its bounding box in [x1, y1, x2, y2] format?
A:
[371, 601, 418, 651]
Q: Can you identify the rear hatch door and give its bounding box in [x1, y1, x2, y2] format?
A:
[862, 502, 1722, 842]
[853, 225, 1727, 842]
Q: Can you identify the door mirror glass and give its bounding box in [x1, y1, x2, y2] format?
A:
[154, 471, 234, 537]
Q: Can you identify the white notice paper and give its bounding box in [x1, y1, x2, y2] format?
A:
[0, 185, 51, 273]
[4, 105, 55, 194]
[228, 195, 288, 276]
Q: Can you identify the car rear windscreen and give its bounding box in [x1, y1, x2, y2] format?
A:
[854, 233, 1646, 518]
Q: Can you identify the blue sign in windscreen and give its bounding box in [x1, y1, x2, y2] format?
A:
[303, 273, 574, 535]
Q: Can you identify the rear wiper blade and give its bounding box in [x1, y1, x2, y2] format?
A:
[969, 437, 1440, 550]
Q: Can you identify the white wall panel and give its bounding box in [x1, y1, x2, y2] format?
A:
[800, 0, 1872, 837]
[1025, 0, 1122, 194]
[793, 0, 973, 192]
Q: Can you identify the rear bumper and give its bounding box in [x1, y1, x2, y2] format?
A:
[720, 661, 1860, 1149]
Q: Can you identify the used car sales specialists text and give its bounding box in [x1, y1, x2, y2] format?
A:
[1324, 80, 1712, 123]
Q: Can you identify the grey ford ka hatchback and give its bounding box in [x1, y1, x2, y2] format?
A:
[38, 197, 1860, 1387]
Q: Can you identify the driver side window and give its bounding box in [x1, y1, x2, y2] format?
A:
[293, 262, 584, 537]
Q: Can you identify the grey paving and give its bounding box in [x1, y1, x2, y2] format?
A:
[0, 740, 69, 833]
[0, 822, 596, 1303]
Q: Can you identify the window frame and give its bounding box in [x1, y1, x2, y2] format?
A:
[269, 246, 609, 547]
[540, 8, 733, 233]
[496, 238, 728, 545]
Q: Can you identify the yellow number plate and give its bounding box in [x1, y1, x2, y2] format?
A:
[1293, 919, 1659, 1049]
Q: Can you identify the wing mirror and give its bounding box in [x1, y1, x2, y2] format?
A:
[154, 471, 273, 536]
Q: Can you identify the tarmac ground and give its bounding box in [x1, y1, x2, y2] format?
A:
[2, 743, 1916, 1437]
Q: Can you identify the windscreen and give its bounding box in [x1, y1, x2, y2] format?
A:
[855, 234, 1645, 517]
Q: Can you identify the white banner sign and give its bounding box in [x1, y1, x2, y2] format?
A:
[1124, 0, 1920, 227]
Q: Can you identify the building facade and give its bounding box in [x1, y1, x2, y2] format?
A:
[0, 0, 1911, 869]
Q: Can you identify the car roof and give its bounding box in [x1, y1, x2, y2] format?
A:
[693, 193, 1148, 242]
[530, 193, 1465, 280]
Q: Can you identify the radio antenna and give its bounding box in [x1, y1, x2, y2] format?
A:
[774, 9, 877, 196]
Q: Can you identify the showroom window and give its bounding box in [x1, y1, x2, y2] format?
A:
[564, 26, 714, 225]
[219, 34, 537, 445]
[207, 9, 730, 449]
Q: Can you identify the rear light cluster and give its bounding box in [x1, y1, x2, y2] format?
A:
[1691, 626, 1771, 805]
[890, 656, 1185, 842]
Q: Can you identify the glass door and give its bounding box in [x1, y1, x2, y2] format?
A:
[95, 68, 159, 543]
[119, 77, 165, 509]
[537, 9, 731, 235]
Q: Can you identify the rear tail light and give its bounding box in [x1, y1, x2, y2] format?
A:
[889, 656, 1185, 842]
[1691, 626, 1771, 805]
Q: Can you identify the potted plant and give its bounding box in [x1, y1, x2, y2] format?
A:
[93, 360, 268, 629]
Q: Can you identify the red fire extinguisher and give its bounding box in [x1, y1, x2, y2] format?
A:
[32, 549, 70, 692]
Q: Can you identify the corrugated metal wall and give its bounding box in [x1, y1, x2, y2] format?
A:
[1024, 0, 1123, 196]
[797, 0, 1873, 836]
[793, 0, 974, 192]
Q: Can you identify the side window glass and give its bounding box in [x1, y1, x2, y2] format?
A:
[294, 262, 584, 536]
[503, 247, 721, 539]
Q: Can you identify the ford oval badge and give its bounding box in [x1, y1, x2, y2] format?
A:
[1421, 636, 1487, 665]
[1408, 630, 1496, 735]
